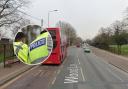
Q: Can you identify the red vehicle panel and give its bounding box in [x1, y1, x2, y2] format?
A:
[42, 28, 67, 64]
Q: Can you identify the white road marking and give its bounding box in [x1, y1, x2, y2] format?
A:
[55, 70, 57, 73]
[106, 67, 123, 81]
[1, 74, 23, 89]
[108, 63, 128, 78]
[98, 57, 126, 82]
[39, 71, 45, 77]
[77, 56, 86, 82]
[64, 78, 78, 83]
[93, 54, 128, 88]
[93, 55, 124, 81]
[97, 57, 124, 81]
[49, 59, 66, 86]
[48, 70, 57, 87]
[106, 64, 128, 89]
[57, 69, 61, 75]
[77, 56, 81, 65]
[33, 70, 42, 76]
[52, 77, 56, 85]
[80, 67, 85, 82]
[64, 64, 79, 83]
[108, 64, 128, 87]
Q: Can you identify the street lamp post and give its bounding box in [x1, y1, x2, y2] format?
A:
[41, 19, 43, 27]
[48, 10, 58, 27]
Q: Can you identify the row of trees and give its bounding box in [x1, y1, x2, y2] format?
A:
[0, 0, 82, 45]
[0, 0, 30, 39]
[56, 21, 83, 46]
[90, 8, 128, 54]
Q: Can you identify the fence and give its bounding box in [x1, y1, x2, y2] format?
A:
[0, 38, 16, 67]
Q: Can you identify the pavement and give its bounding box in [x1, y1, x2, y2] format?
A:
[1, 46, 128, 89]
[91, 47, 128, 73]
[0, 61, 34, 86]
[1, 65, 59, 89]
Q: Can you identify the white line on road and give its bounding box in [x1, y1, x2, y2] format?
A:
[57, 69, 61, 75]
[94, 55, 124, 82]
[50, 59, 67, 86]
[108, 64, 128, 87]
[108, 63, 128, 78]
[52, 77, 57, 85]
[33, 70, 42, 76]
[80, 67, 85, 82]
[106, 64, 128, 88]
[77, 56, 86, 82]
[78, 57, 80, 65]
[51, 70, 59, 85]
[99, 58, 124, 82]
[106, 65, 123, 82]
[39, 71, 45, 77]
[48, 71, 57, 88]
[77, 56, 81, 65]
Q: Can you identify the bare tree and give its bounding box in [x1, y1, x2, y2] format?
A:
[111, 20, 128, 54]
[11, 18, 30, 37]
[0, 0, 29, 28]
[56, 21, 77, 45]
[92, 27, 112, 49]
[75, 37, 83, 44]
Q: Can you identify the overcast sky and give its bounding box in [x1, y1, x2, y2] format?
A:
[24, 0, 128, 40]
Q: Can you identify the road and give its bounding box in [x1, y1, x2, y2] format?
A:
[50, 47, 128, 89]
[2, 47, 128, 89]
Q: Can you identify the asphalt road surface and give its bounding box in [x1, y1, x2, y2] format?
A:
[2, 46, 128, 89]
[50, 47, 128, 89]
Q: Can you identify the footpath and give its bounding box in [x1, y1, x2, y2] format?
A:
[0, 60, 34, 86]
[91, 46, 128, 73]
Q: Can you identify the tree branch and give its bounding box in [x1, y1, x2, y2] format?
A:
[0, 18, 22, 27]
[0, 0, 11, 15]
